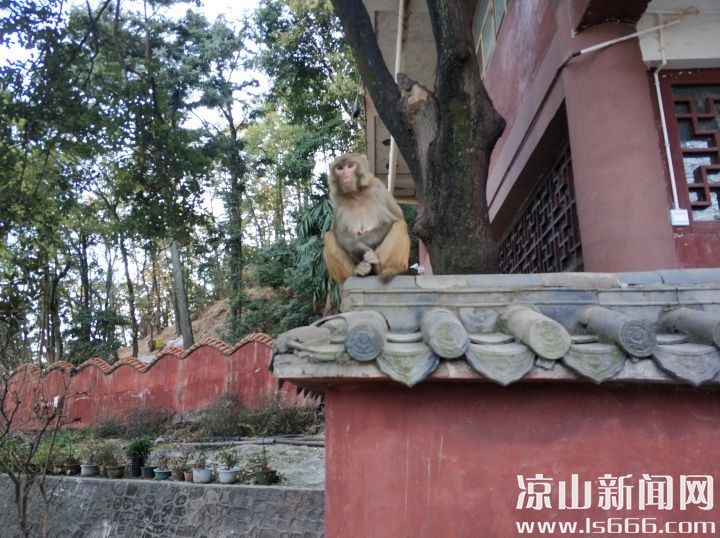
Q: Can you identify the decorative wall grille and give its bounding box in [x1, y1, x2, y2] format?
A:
[669, 84, 720, 222]
[498, 143, 583, 273]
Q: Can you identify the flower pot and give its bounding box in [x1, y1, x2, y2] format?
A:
[130, 456, 144, 478]
[218, 468, 239, 484]
[254, 469, 279, 485]
[171, 469, 185, 481]
[105, 465, 125, 479]
[154, 469, 171, 480]
[192, 468, 213, 484]
[64, 463, 81, 476]
[140, 466, 156, 479]
[80, 464, 99, 477]
[183, 470, 193, 482]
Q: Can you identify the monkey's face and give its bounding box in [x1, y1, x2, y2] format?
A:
[334, 160, 359, 193]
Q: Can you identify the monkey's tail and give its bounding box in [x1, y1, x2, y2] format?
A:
[379, 270, 397, 284]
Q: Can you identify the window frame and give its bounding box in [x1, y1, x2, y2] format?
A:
[473, 0, 507, 77]
[659, 69, 720, 230]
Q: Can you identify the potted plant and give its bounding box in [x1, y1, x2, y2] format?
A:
[60, 445, 81, 476]
[125, 435, 153, 478]
[104, 459, 125, 479]
[169, 455, 188, 481]
[216, 448, 239, 484]
[191, 451, 213, 484]
[79, 443, 99, 477]
[254, 444, 279, 485]
[95, 440, 117, 478]
[153, 455, 172, 480]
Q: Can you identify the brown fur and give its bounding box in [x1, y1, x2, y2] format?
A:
[324, 153, 410, 283]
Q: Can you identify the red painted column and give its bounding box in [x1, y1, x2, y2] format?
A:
[324, 382, 720, 538]
[561, 21, 677, 271]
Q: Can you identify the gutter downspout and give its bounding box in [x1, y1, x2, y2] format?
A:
[652, 13, 689, 226]
[387, 0, 407, 194]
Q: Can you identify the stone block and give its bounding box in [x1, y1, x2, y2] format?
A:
[618, 271, 662, 286]
[659, 268, 720, 285]
[541, 272, 622, 289]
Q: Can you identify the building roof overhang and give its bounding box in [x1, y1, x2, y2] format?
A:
[273, 269, 720, 391]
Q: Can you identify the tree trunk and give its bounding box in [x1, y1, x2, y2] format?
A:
[40, 264, 51, 364]
[78, 231, 92, 342]
[119, 236, 139, 357]
[227, 171, 244, 339]
[151, 252, 164, 331]
[103, 244, 115, 354]
[331, 0, 505, 274]
[169, 239, 193, 348]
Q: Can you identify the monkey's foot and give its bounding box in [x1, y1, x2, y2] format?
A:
[353, 261, 372, 276]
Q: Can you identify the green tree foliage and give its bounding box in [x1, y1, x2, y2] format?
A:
[0, 0, 363, 366]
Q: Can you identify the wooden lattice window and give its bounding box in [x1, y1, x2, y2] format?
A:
[498, 142, 583, 274]
[661, 70, 720, 225]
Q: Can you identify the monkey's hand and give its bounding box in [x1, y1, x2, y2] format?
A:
[353, 261, 372, 276]
[363, 250, 379, 265]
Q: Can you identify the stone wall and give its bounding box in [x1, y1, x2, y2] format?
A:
[0, 475, 323, 537]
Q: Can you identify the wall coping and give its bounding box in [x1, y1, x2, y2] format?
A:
[272, 270, 720, 389]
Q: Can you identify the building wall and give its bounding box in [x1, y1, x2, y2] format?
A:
[483, 1, 720, 272]
[4, 335, 313, 430]
[325, 381, 720, 538]
[366, 1, 719, 273]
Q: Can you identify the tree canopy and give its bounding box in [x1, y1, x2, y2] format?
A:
[0, 0, 360, 367]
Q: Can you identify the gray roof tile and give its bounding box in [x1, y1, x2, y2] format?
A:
[272, 270, 720, 388]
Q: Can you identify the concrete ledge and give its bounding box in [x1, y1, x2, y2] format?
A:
[0, 475, 323, 537]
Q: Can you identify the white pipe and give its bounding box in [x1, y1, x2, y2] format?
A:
[387, 0, 406, 193]
[652, 13, 681, 210]
[576, 18, 683, 56]
[567, 7, 698, 64]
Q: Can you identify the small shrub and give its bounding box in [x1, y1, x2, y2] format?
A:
[91, 417, 126, 439]
[125, 435, 154, 460]
[218, 448, 238, 469]
[94, 440, 119, 466]
[192, 450, 208, 469]
[199, 393, 322, 439]
[123, 406, 172, 438]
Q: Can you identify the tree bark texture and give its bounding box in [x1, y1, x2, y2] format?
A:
[169, 239, 194, 348]
[119, 237, 139, 358]
[331, 0, 505, 274]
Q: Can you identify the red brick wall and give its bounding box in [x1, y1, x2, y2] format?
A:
[4, 334, 312, 429]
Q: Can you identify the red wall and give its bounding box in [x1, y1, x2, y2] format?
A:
[4, 334, 312, 430]
[485, 0, 557, 149]
[325, 382, 720, 538]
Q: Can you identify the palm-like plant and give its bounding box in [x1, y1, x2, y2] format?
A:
[295, 196, 341, 314]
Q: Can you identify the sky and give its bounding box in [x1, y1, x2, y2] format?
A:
[0, 0, 260, 62]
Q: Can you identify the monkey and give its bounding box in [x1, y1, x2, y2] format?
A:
[323, 153, 411, 283]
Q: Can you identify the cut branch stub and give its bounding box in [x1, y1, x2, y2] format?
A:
[661, 307, 720, 347]
[578, 306, 656, 358]
[344, 311, 388, 362]
[502, 305, 571, 360]
[421, 308, 470, 359]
